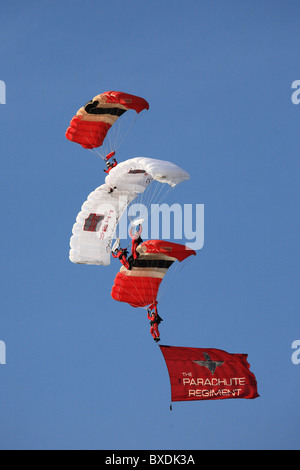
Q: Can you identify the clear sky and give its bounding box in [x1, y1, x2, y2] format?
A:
[0, 0, 299, 450]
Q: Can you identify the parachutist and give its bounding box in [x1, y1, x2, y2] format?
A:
[104, 151, 118, 173]
[147, 301, 162, 342]
[112, 247, 130, 270]
[104, 158, 118, 174]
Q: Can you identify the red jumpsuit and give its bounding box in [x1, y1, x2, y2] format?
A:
[147, 303, 160, 341]
[104, 151, 118, 174]
[112, 249, 130, 270]
[104, 160, 118, 174]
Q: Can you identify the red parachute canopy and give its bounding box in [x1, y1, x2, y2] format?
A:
[111, 240, 196, 308]
[65, 91, 149, 150]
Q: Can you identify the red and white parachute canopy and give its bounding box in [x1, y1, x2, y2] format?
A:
[69, 158, 190, 266]
[111, 240, 196, 308]
[65, 90, 149, 157]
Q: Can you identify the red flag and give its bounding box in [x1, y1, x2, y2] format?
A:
[160, 345, 259, 403]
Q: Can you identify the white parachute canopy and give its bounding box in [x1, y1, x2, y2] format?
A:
[69, 157, 190, 265]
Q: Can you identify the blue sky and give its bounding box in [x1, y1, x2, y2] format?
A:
[0, 0, 299, 450]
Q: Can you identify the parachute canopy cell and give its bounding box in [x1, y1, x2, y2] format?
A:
[111, 240, 196, 308]
[69, 158, 190, 266]
[65, 91, 149, 150]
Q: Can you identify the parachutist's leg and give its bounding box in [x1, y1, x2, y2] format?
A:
[121, 256, 130, 270]
[150, 326, 156, 340]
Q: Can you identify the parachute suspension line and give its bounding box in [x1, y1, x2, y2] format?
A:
[149, 182, 175, 213]
[146, 180, 165, 211]
[130, 180, 176, 231]
[150, 180, 175, 213]
[117, 111, 139, 152]
[140, 180, 163, 212]
[103, 113, 122, 156]
[103, 110, 139, 157]
[87, 147, 106, 161]
[116, 276, 145, 307]
[140, 181, 176, 239]
[155, 264, 177, 305]
[150, 256, 159, 305]
[68, 120, 105, 160]
[156, 255, 194, 305]
[125, 270, 150, 308]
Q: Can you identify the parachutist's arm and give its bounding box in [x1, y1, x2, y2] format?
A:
[148, 302, 158, 315]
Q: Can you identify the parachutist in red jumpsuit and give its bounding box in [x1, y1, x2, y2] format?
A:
[104, 151, 118, 174]
[147, 301, 162, 342]
[112, 248, 130, 270]
[128, 225, 143, 268]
